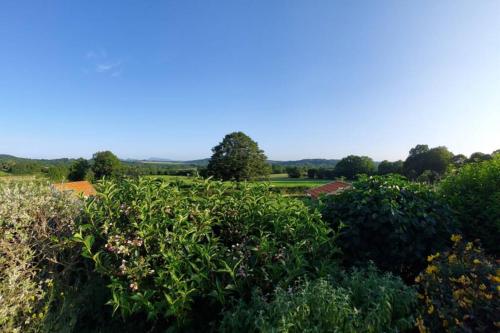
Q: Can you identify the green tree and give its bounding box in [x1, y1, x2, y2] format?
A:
[307, 168, 317, 179]
[271, 164, 285, 174]
[451, 154, 467, 167]
[467, 152, 492, 163]
[377, 160, 403, 175]
[68, 158, 92, 181]
[334, 155, 376, 180]
[206, 132, 270, 181]
[46, 165, 68, 182]
[91, 151, 121, 179]
[403, 145, 453, 179]
[286, 166, 303, 178]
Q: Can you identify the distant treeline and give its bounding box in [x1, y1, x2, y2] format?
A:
[278, 146, 499, 183]
[1, 145, 498, 184]
[0, 153, 198, 181]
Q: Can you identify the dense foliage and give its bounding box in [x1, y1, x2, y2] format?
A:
[286, 166, 304, 178]
[91, 151, 121, 179]
[403, 145, 453, 180]
[68, 158, 93, 181]
[76, 178, 336, 328]
[333, 155, 376, 180]
[321, 175, 456, 280]
[0, 182, 81, 332]
[206, 132, 270, 181]
[378, 160, 403, 175]
[415, 235, 499, 332]
[220, 267, 417, 333]
[440, 156, 500, 255]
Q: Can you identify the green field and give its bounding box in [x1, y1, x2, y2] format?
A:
[147, 173, 330, 189]
[259, 174, 331, 188]
[0, 174, 46, 182]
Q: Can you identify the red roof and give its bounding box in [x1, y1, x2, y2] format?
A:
[52, 181, 96, 197]
[306, 181, 351, 198]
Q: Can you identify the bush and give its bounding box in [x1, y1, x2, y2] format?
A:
[0, 182, 81, 332]
[75, 178, 337, 327]
[415, 234, 500, 332]
[321, 175, 456, 280]
[220, 267, 418, 333]
[440, 156, 500, 255]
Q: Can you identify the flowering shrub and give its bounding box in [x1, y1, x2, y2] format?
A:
[321, 175, 456, 281]
[415, 234, 500, 332]
[75, 178, 337, 326]
[0, 182, 81, 332]
[220, 267, 418, 333]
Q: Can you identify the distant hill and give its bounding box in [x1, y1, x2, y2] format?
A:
[143, 158, 340, 168]
[0, 154, 74, 165]
[146, 157, 174, 162]
[1, 155, 370, 169]
[269, 159, 341, 168]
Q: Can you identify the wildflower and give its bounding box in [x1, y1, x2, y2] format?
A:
[427, 304, 434, 314]
[448, 254, 457, 263]
[415, 275, 422, 283]
[473, 259, 481, 265]
[483, 293, 493, 300]
[479, 283, 487, 291]
[425, 265, 438, 275]
[457, 275, 471, 285]
[465, 242, 473, 251]
[416, 316, 427, 333]
[427, 253, 440, 262]
[490, 274, 500, 283]
[451, 234, 462, 243]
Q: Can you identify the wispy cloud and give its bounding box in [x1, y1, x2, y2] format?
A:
[96, 61, 121, 73]
[86, 49, 107, 59]
[84, 49, 123, 77]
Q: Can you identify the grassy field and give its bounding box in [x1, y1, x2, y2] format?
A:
[260, 174, 331, 188]
[0, 174, 46, 182]
[147, 174, 330, 189]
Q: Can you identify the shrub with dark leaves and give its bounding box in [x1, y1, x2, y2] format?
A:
[321, 175, 456, 281]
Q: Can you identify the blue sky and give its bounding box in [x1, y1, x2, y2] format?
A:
[1, 1, 499, 161]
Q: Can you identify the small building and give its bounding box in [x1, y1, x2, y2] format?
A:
[52, 180, 96, 197]
[306, 181, 351, 199]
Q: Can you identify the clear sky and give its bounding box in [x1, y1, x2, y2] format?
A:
[1, 1, 499, 161]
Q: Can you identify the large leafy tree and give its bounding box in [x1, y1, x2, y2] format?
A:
[91, 151, 121, 179]
[467, 152, 492, 163]
[68, 158, 92, 181]
[207, 132, 270, 181]
[377, 160, 403, 175]
[403, 145, 453, 179]
[334, 155, 376, 180]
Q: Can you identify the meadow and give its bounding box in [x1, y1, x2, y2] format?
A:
[148, 173, 331, 188]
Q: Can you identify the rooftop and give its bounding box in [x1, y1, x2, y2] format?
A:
[306, 181, 351, 198]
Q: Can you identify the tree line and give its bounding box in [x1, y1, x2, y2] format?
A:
[2, 131, 497, 183]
